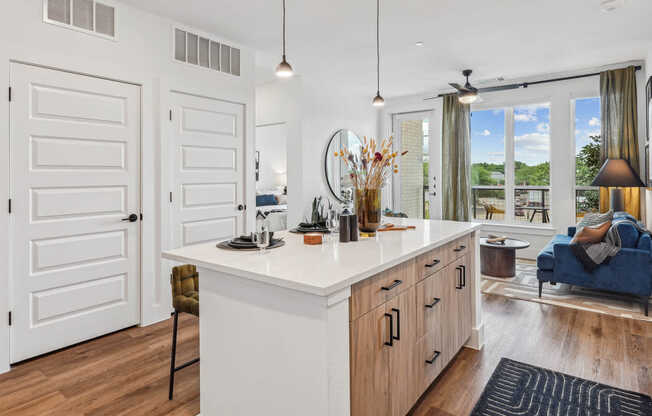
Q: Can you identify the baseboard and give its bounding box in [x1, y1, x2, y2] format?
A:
[465, 323, 485, 350]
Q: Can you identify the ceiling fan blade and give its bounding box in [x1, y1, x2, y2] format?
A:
[477, 84, 521, 93]
[449, 83, 467, 91]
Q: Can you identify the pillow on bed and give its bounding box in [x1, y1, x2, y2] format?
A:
[256, 194, 278, 207]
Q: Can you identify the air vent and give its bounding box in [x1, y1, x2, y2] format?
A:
[44, 0, 117, 40]
[174, 27, 241, 77]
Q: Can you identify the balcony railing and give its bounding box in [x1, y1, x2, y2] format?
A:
[575, 185, 599, 222]
[472, 186, 551, 224]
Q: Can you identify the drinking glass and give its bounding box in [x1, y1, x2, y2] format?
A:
[254, 228, 270, 253]
[327, 209, 340, 243]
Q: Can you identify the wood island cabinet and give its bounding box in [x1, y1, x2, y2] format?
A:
[350, 233, 475, 416]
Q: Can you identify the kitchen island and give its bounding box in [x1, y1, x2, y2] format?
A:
[162, 218, 482, 416]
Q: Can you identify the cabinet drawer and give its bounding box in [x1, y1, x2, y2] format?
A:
[415, 270, 445, 339]
[415, 329, 443, 394]
[416, 246, 446, 282]
[444, 234, 470, 261]
[350, 259, 416, 321]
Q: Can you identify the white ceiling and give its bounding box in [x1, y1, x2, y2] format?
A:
[121, 0, 652, 98]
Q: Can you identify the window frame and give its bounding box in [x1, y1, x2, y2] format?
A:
[471, 98, 553, 225]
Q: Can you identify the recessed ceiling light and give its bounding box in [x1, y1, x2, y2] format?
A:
[600, 0, 624, 12]
[415, 41, 424, 47]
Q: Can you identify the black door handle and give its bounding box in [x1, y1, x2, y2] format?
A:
[426, 350, 441, 364]
[425, 259, 440, 268]
[381, 280, 402, 291]
[237, 204, 246, 211]
[425, 297, 441, 308]
[384, 313, 393, 347]
[455, 266, 463, 289]
[391, 308, 400, 341]
[121, 214, 138, 222]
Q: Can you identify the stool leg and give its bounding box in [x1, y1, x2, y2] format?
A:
[169, 311, 179, 400]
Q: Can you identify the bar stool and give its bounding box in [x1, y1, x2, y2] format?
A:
[169, 264, 200, 400]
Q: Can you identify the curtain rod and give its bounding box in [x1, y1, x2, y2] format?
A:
[424, 65, 642, 100]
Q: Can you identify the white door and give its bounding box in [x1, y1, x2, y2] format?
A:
[170, 92, 245, 248]
[9, 63, 141, 362]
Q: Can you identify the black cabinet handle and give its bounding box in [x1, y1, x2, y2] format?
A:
[455, 266, 463, 289]
[426, 350, 441, 364]
[384, 313, 393, 347]
[460, 265, 466, 287]
[425, 259, 440, 268]
[453, 244, 466, 252]
[425, 297, 441, 308]
[381, 280, 402, 291]
[391, 308, 400, 341]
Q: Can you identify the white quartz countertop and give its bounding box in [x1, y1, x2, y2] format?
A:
[162, 218, 481, 297]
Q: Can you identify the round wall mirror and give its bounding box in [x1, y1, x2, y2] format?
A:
[324, 129, 363, 203]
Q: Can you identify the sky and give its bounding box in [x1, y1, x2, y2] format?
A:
[470, 98, 600, 166]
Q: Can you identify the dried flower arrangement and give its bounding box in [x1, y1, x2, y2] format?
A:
[334, 136, 407, 191]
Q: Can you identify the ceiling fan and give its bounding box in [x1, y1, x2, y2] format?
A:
[449, 69, 520, 104]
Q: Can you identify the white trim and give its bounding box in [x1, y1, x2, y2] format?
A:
[43, 0, 119, 42]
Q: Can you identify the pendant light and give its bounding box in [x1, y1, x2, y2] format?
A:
[275, 0, 294, 78]
[372, 0, 384, 106]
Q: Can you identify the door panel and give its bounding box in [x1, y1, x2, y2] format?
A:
[170, 92, 245, 247]
[10, 63, 141, 362]
[441, 264, 460, 364]
[456, 255, 473, 349]
[350, 303, 390, 416]
[387, 287, 417, 416]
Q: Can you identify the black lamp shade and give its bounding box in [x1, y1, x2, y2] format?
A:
[590, 158, 645, 187]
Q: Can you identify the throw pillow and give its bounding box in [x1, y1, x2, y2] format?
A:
[571, 220, 612, 244]
[576, 210, 613, 232]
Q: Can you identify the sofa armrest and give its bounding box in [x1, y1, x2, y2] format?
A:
[567, 227, 576, 237]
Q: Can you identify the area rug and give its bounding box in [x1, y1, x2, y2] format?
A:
[471, 358, 652, 415]
[481, 262, 652, 322]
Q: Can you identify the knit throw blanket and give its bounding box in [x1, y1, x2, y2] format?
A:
[570, 218, 648, 272]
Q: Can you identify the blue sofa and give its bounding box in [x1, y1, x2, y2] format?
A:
[536, 213, 651, 316]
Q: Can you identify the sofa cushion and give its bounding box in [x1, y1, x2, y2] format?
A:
[537, 234, 572, 271]
[570, 221, 611, 244]
[614, 221, 639, 248]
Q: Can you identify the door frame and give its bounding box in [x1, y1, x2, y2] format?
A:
[390, 109, 441, 219]
[6, 61, 144, 364]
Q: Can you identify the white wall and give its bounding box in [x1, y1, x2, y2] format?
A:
[645, 48, 652, 230]
[0, 0, 256, 373]
[256, 124, 287, 192]
[383, 62, 648, 259]
[256, 77, 379, 226]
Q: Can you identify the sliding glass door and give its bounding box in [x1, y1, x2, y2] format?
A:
[391, 111, 439, 219]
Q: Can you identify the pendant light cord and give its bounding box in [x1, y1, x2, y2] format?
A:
[282, 0, 287, 58]
[376, 0, 380, 94]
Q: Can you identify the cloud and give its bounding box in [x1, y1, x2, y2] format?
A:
[588, 117, 600, 127]
[479, 129, 491, 136]
[487, 152, 504, 157]
[515, 113, 537, 122]
[514, 133, 550, 164]
[537, 123, 549, 133]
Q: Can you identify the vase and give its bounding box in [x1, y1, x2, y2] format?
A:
[355, 188, 381, 233]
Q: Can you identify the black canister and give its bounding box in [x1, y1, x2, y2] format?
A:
[339, 209, 351, 243]
[349, 213, 359, 241]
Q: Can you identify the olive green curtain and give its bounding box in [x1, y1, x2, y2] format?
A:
[598, 66, 641, 218]
[442, 95, 471, 221]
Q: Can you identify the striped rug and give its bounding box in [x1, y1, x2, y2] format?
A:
[481, 261, 652, 322]
[471, 358, 652, 415]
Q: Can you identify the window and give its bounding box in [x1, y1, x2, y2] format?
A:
[471, 109, 506, 221]
[574, 97, 601, 221]
[471, 104, 551, 224]
[44, 0, 117, 40]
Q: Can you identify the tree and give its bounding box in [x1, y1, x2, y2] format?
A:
[575, 135, 601, 213]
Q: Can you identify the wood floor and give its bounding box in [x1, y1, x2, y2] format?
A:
[1, 295, 650, 416]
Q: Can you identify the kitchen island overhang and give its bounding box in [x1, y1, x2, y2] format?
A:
[162, 219, 483, 416]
